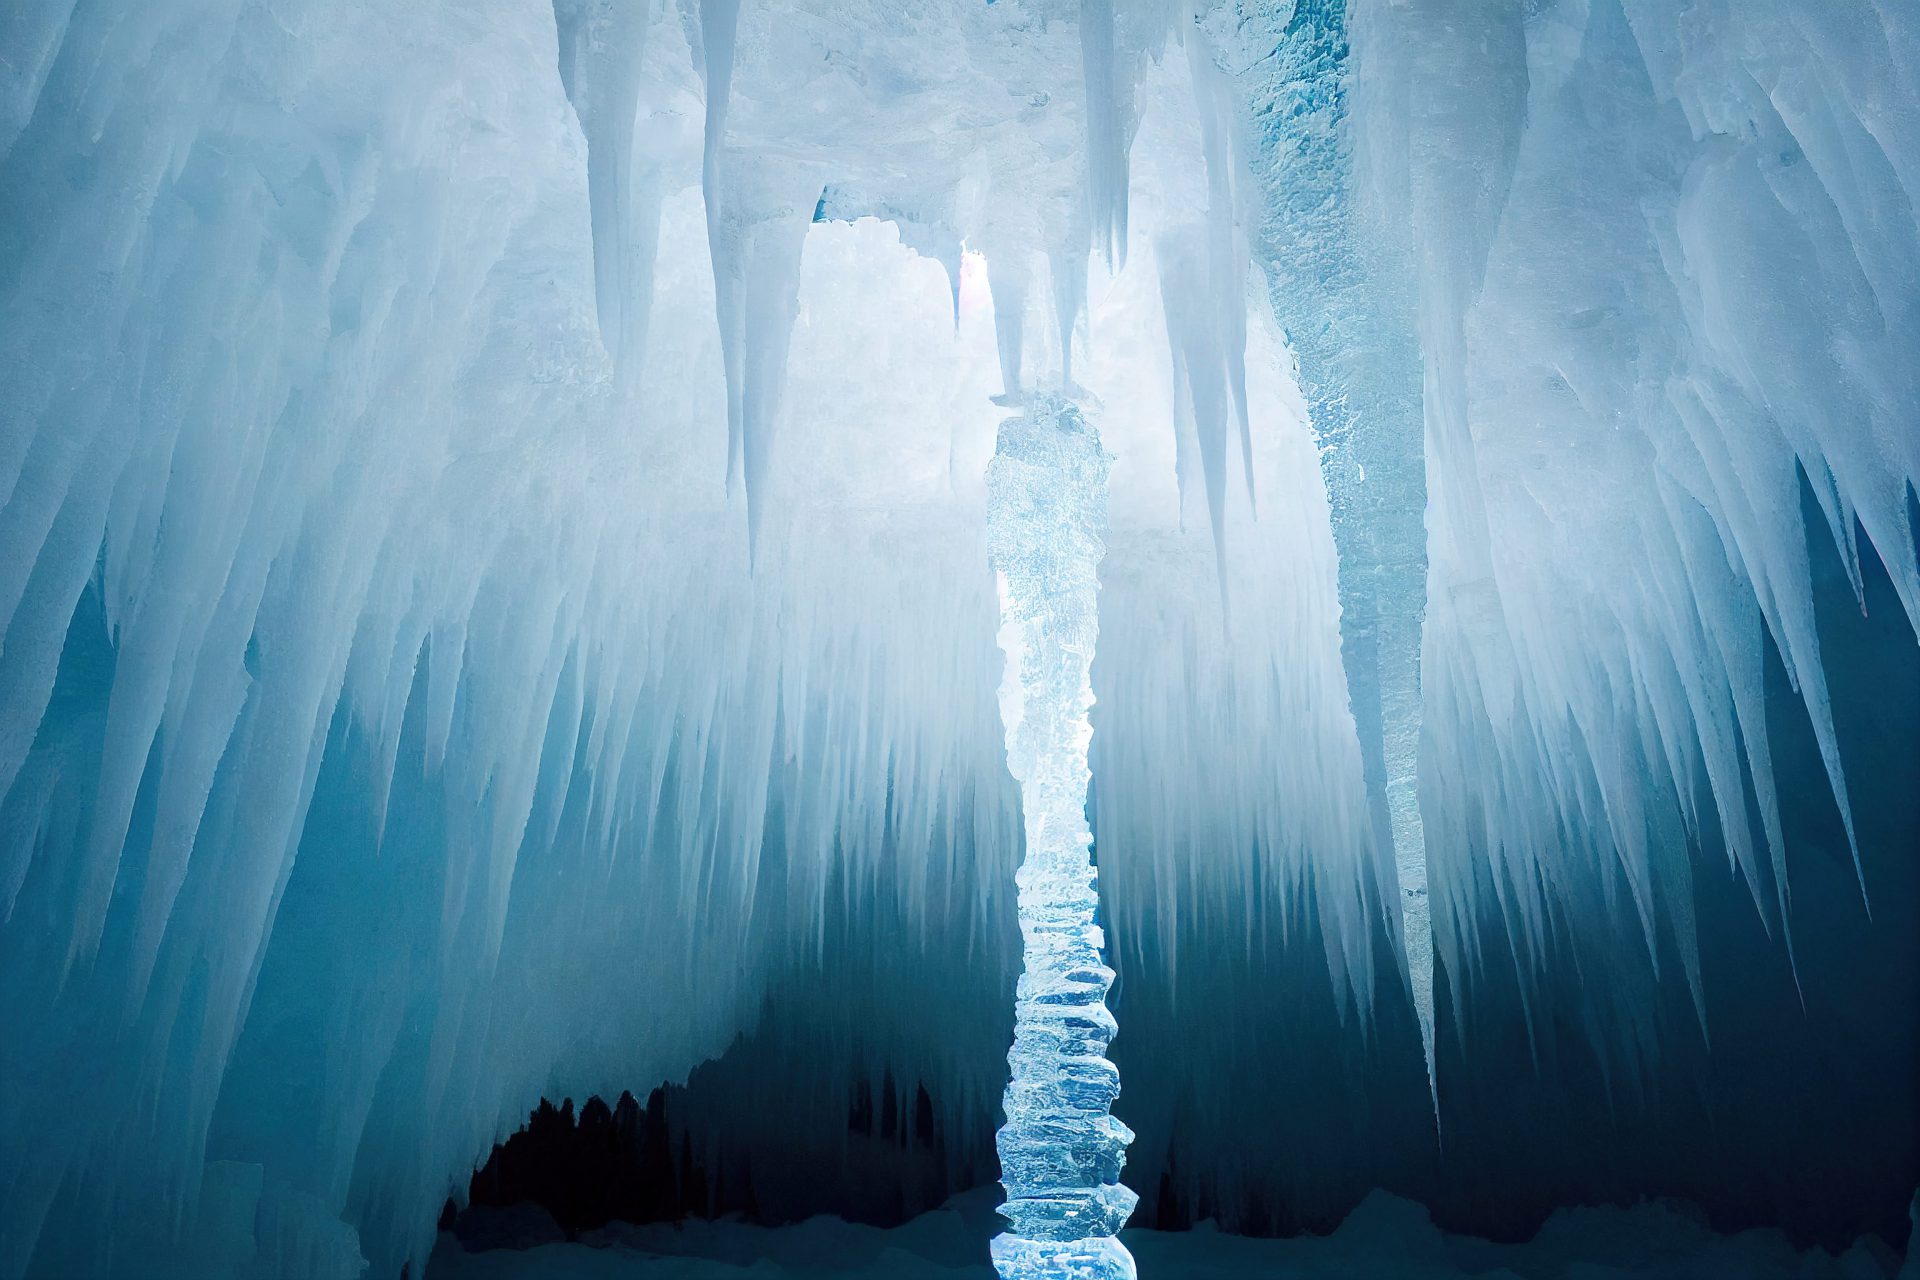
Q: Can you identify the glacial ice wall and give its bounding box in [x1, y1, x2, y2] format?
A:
[0, 0, 1916, 1277]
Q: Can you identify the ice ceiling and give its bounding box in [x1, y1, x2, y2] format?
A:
[1, 1, 1916, 1278]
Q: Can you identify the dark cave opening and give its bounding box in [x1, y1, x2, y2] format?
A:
[446, 1069, 978, 1253]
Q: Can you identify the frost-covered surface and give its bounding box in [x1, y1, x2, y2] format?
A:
[426, 1187, 1906, 1280]
[1, 0, 1917, 1277]
[985, 399, 1134, 1279]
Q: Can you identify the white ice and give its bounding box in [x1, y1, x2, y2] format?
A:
[0, 0, 1915, 1277]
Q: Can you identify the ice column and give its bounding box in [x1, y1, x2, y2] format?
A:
[986, 396, 1138, 1280]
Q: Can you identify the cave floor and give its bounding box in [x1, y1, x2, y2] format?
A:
[426, 1187, 1900, 1279]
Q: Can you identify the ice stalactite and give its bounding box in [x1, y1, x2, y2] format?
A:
[986, 397, 1137, 1280]
[1219, 0, 1436, 1100]
[988, 251, 1033, 407]
[1077, 0, 1128, 271]
[553, 0, 654, 385]
[1358, 0, 1525, 1095]
[1144, 22, 1260, 607]
[703, 148, 821, 554]
[698, 0, 824, 552]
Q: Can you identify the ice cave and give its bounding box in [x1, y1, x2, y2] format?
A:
[1, 0, 1918, 1277]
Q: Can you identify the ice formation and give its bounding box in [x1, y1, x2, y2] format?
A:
[0, 0, 1916, 1277]
[985, 399, 1136, 1280]
[1223, 0, 1438, 1095]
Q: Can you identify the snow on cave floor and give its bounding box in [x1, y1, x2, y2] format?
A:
[425, 1186, 1900, 1280]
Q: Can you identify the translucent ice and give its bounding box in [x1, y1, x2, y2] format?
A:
[986, 397, 1137, 1280]
[1214, 0, 1437, 1098]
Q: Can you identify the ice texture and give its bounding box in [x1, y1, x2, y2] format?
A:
[0, 0, 1916, 1276]
[1214, 0, 1438, 1100]
[0, 9, 1377, 1271]
[1362, 0, 1920, 1075]
[985, 397, 1137, 1280]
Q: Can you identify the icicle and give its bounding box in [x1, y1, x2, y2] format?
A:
[1048, 237, 1088, 393]
[703, 148, 822, 558]
[988, 250, 1030, 407]
[1152, 261, 1200, 532]
[699, 0, 743, 488]
[1155, 230, 1231, 598]
[1241, 0, 1443, 1117]
[554, 0, 654, 383]
[1079, 0, 1129, 269]
[1185, 30, 1254, 513]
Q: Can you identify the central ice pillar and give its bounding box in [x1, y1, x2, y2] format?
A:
[985, 395, 1138, 1280]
